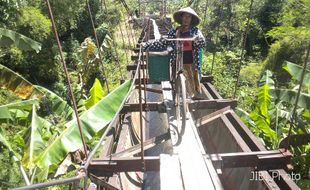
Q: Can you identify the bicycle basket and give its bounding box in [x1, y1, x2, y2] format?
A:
[148, 50, 170, 82]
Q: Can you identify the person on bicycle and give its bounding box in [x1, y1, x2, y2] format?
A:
[143, 7, 206, 99]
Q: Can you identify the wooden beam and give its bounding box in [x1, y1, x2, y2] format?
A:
[131, 55, 146, 61]
[109, 132, 170, 158]
[196, 106, 232, 127]
[127, 64, 147, 71]
[121, 102, 166, 113]
[200, 75, 213, 83]
[204, 82, 223, 99]
[135, 85, 162, 94]
[188, 99, 237, 110]
[89, 174, 119, 190]
[89, 156, 160, 175]
[134, 78, 150, 85]
[209, 149, 292, 170]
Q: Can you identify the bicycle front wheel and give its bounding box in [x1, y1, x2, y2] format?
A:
[175, 73, 187, 129]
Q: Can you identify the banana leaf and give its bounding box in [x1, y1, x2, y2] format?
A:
[35, 85, 73, 119]
[35, 80, 132, 174]
[0, 28, 41, 53]
[0, 99, 38, 120]
[84, 78, 104, 109]
[22, 105, 51, 171]
[284, 61, 310, 87]
[0, 64, 43, 99]
[258, 70, 274, 118]
[270, 89, 310, 109]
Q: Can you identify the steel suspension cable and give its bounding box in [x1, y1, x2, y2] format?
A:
[285, 42, 310, 151]
[233, 0, 254, 98]
[45, 0, 88, 158]
[86, 0, 110, 93]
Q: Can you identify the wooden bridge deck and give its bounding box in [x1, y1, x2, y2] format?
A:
[160, 81, 223, 190]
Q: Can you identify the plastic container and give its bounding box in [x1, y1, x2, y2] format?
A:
[148, 51, 170, 82]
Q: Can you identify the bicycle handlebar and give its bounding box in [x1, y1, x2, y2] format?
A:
[161, 35, 198, 42]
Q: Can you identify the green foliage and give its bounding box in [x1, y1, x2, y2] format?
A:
[17, 6, 51, 42]
[84, 78, 104, 109]
[261, 37, 308, 87]
[267, 0, 310, 40]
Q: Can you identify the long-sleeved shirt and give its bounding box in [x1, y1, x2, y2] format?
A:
[144, 26, 206, 74]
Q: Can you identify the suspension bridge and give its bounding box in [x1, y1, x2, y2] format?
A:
[11, 0, 305, 189]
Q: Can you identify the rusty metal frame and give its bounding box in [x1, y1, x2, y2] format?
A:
[89, 156, 160, 176]
[188, 99, 237, 110]
[203, 82, 223, 99]
[89, 174, 119, 190]
[108, 132, 170, 158]
[200, 75, 214, 83]
[121, 102, 166, 113]
[196, 103, 299, 189]
[126, 63, 147, 71]
[209, 149, 292, 170]
[135, 85, 163, 94]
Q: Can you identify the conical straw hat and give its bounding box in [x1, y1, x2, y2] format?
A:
[173, 7, 200, 26]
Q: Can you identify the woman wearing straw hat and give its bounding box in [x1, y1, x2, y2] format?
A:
[144, 7, 206, 99]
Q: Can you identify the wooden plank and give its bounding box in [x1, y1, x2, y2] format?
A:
[220, 115, 252, 152]
[188, 99, 237, 110]
[160, 154, 183, 190]
[201, 75, 213, 83]
[121, 102, 166, 113]
[161, 81, 223, 190]
[209, 149, 292, 169]
[127, 64, 147, 71]
[204, 82, 223, 99]
[201, 84, 214, 100]
[195, 106, 232, 128]
[109, 132, 170, 158]
[89, 174, 119, 190]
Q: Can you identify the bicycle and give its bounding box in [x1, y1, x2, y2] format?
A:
[163, 36, 198, 129]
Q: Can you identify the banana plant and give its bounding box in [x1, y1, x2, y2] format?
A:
[34, 80, 132, 180]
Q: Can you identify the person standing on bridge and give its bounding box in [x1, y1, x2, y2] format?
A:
[143, 7, 206, 99]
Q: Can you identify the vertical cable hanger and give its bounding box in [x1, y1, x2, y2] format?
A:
[86, 0, 110, 93]
[45, 0, 88, 158]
